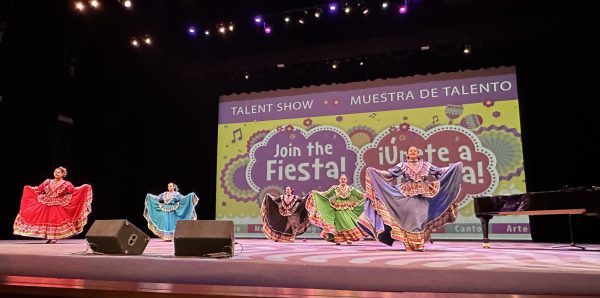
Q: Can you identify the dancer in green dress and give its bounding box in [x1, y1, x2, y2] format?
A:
[306, 174, 368, 245]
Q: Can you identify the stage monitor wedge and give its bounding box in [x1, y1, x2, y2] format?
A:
[174, 220, 234, 257]
[85, 219, 150, 255]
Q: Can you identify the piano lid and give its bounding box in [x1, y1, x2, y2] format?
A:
[474, 187, 600, 215]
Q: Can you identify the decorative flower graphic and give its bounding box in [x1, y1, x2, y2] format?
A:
[475, 125, 524, 181]
[303, 118, 313, 127]
[483, 99, 495, 107]
[348, 126, 376, 148]
[246, 130, 270, 152]
[220, 154, 257, 202]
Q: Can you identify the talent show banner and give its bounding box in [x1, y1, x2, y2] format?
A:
[217, 67, 529, 240]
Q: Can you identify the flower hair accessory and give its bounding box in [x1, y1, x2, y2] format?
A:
[58, 166, 68, 177]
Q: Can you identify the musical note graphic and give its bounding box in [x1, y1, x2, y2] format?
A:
[231, 128, 243, 143]
[369, 113, 376, 118]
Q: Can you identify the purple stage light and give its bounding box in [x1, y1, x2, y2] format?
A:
[328, 3, 338, 12]
[264, 26, 272, 34]
[187, 26, 197, 36]
[399, 6, 407, 14]
[254, 16, 263, 24]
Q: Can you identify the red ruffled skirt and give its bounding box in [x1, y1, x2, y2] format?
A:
[13, 185, 93, 239]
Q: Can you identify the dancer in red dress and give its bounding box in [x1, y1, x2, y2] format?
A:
[13, 167, 93, 243]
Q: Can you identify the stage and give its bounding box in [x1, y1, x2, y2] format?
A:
[1, 238, 600, 297]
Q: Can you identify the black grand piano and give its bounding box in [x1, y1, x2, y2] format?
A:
[474, 187, 600, 249]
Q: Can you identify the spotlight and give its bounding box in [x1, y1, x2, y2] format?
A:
[218, 24, 226, 34]
[204, 30, 210, 36]
[284, 16, 291, 23]
[398, 5, 407, 14]
[228, 22, 235, 32]
[89, 0, 100, 9]
[314, 9, 322, 18]
[130, 37, 139, 47]
[298, 18, 305, 24]
[119, 0, 132, 8]
[463, 45, 471, 54]
[74, 1, 85, 11]
[264, 26, 272, 34]
[362, 7, 369, 14]
[328, 3, 338, 12]
[254, 16, 263, 24]
[331, 61, 339, 69]
[244, 72, 249, 79]
[143, 35, 152, 45]
[381, 2, 389, 9]
[344, 6, 351, 14]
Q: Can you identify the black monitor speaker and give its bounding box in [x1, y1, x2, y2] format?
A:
[85, 219, 150, 255]
[174, 220, 234, 257]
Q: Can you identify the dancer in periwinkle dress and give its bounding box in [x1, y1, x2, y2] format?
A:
[358, 146, 463, 251]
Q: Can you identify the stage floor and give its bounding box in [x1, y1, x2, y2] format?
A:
[1, 239, 600, 296]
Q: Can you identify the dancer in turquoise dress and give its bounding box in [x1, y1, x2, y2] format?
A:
[144, 182, 198, 240]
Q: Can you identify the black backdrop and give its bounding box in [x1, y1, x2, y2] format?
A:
[0, 0, 598, 243]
